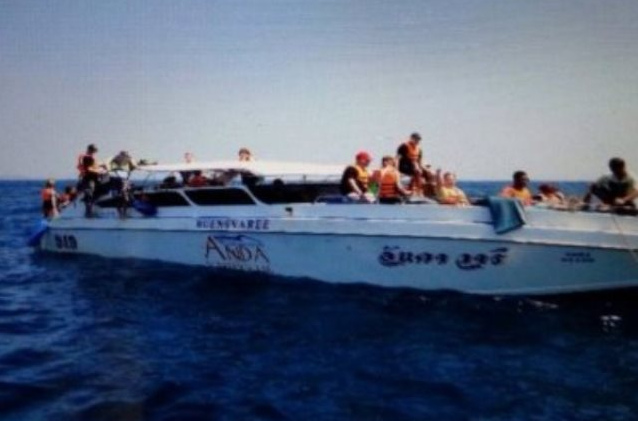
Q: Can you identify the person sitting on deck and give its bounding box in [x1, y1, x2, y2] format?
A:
[396, 132, 435, 197]
[41, 179, 59, 219]
[500, 170, 533, 206]
[584, 157, 638, 208]
[187, 170, 208, 187]
[435, 169, 469, 206]
[536, 184, 566, 207]
[340, 151, 375, 203]
[375, 156, 411, 204]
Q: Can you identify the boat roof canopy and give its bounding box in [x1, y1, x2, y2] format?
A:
[137, 160, 344, 178]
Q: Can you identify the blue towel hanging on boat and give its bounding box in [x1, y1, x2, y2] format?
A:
[487, 197, 527, 234]
[27, 219, 49, 247]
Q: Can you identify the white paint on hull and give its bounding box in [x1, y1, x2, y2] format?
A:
[38, 187, 638, 295]
[40, 224, 638, 295]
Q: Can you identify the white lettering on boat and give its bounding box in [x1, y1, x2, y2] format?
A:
[196, 217, 270, 231]
[205, 235, 271, 272]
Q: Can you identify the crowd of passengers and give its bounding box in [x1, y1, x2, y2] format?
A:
[41, 135, 637, 219]
[339, 132, 638, 211]
[42, 145, 139, 218]
[41, 145, 255, 218]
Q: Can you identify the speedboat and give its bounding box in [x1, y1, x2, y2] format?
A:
[31, 161, 638, 295]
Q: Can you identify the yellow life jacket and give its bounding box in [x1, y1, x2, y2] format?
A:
[354, 165, 369, 190]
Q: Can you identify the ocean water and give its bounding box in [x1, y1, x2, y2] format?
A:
[2, 180, 638, 421]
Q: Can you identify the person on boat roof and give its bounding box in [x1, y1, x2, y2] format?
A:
[375, 156, 411, 204]
[238, 147, 253, 162]
[109, 150, 137, 173]
[584, 157, 638, 208]
[435, 169, 469, 206]
[41, 178, 59, 219]
[500, 171, 533, 206]
[396, 132, 435, 197]
[340, 151, 375, 203]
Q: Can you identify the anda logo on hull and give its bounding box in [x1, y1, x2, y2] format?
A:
[205, 234, 271, 272]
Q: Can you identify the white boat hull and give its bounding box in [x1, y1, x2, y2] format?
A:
[39, 208, 638, 295]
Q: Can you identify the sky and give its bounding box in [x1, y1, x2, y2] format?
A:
[1, 0, 637, 180]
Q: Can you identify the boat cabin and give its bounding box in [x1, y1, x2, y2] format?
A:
[94, 161, 345, 210]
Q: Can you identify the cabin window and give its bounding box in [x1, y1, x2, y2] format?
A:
[144, 191, 191, 207]
[96, 191, 190, 208]
[95, 197, 121, 208]
[249, 182, 341, 204]
[185, 188, 256, 206]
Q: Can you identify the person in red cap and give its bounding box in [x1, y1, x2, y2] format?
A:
[340, 151, 375, 202]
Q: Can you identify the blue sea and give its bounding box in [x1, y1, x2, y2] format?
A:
[2, 180, 638, 420]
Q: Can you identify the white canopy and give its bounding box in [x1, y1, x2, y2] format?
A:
[137, 160, 344, 178]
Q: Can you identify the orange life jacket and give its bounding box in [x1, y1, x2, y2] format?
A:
[403, 141, 421, 162]
[378, 168, 400, 198]
[41, 187, 55, 202]
[354, 165, 369, 190]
